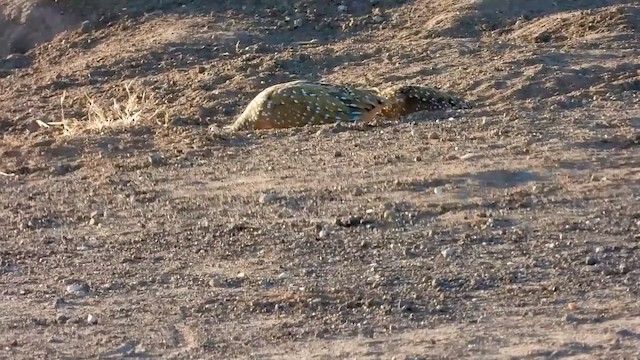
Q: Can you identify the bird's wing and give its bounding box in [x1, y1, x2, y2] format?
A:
[271, 82, 385, 123]
[229, 81, 386, 131]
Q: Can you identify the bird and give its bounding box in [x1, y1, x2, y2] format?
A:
[376, 84, 470, 119]
[228, 80, 387, 131]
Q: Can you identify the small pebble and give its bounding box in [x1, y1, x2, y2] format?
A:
[441, 248, 456, 259]
[459, 152, 482, 160]
[431, 278, 446, 289]
[79, 20, 94, 34]
[259, 192, 279, 204]
[565, 313, 579, 323]
[56, 314, 69, 324]
[86, 314, 98, 325]
[618, 263, 630, 274]
[209, 277, 224, 287]
[318, 228, 329, 239]
[337, 5, 348, 12]
[383, 209, 397, 222]
[585, 256, 599, 266]
[148, 154, 164, 166]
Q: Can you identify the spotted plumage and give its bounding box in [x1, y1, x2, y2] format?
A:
[228, 80, 386, 131]
[376, 85, 470, 119]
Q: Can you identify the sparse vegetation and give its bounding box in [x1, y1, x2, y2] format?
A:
[39, 81, 167, 135]
[2, 0, 640, 359]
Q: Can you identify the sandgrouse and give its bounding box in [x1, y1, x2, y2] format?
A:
[228, 80, 386, 131]
[228, 80, 469, 131]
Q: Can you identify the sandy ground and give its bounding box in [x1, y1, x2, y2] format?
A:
[1, 0, 640, 358]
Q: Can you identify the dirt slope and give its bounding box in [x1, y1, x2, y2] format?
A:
[1, 0, 640, 359]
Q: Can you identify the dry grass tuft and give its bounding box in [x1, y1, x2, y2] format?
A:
[39, 81, 167, 135]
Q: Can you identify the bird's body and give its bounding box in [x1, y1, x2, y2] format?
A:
[377, 85, 470, 118]
[228, 80, 386, 131]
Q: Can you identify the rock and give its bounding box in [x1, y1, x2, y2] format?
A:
[259, 192, 279, 204]
[431, 278, 446, 289]
[404, 247, 419, 258]
[86, 314, 98, 325]
[533, 31, 553, 44]
[338, 5, 348, 12]
[209, 276, 224, 288]
[2, 54, 31, 69]
[100, 341, 137, 358]
[147, 154, 165, 166]
[616, 329, 636, 338]
[459, 152, 482, 160]
[68, 317, 83, 324]
[383, 209, 398, 222]
[51, 163, 77, 176]
[441, 247, 457, 259]
[53, 297, 66, 308]
[317, 228, 329, 239]
[335, 216, 358, 227]
[427, 131, 440, 140]
[618, 263, 630, 274]
[79, 20, 94, 34]
[65, 281, 90, 297]
[55, 314, 69, 324]
[585, 255, 599, 266]
[31, 318, 48, 326]
[565, 313, 579, 323]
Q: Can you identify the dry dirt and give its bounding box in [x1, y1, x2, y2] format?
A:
[1, 0, 640, 359]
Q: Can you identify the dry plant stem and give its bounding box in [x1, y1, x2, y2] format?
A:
[47, 81, 163, 135]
